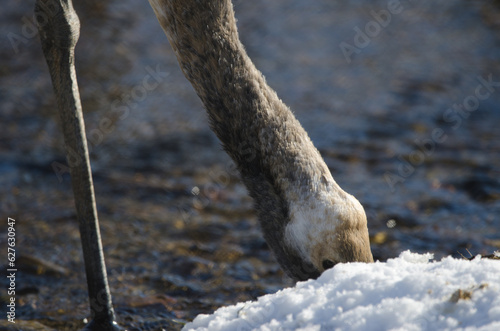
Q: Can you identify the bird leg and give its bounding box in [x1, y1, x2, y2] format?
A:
[34, 1, 120, 329]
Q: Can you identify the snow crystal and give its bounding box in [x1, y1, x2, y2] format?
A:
[183, 251, 500, 331]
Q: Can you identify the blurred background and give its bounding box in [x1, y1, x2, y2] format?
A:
[1, 0, 499, 329]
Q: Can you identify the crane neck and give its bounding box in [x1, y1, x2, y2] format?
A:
[147, 0, 371, 280]
[149, 0, 338, 196]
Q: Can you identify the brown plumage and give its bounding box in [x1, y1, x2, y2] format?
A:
[149, 0, 373, 280]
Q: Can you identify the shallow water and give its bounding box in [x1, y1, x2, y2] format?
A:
[1, 0, 499, 330]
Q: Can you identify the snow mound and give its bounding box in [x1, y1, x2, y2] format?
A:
[183, 251, 500, 331]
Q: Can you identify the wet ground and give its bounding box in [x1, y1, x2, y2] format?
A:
[1, 0, 500, 330]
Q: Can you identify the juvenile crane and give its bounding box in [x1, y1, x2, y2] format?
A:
[149, 0, 373, 280]
[36, 0, 373, 329]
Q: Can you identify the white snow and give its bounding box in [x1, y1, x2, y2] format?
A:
[183, 251, 500, 331]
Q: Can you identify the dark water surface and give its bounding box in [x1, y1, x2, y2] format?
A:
[1, 0, 499, 330]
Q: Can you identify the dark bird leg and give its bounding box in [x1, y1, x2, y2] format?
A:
[34, 1, 120, 329]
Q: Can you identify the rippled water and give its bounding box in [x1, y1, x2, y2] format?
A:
[1, 0, 499, 330]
